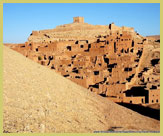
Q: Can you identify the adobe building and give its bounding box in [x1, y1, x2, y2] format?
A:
[5, 17, 160, 106]
[73, 16, 84, 23]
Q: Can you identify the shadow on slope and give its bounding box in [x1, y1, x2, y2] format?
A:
[117, 103, 160, 120]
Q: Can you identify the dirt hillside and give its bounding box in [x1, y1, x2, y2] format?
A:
[146, 35, 160, 41]
[3, 46, 160, 133]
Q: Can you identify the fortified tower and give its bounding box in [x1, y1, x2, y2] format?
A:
[73, 16, 84, 23]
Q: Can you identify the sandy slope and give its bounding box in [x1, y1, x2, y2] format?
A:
[3, 46, 160, 133]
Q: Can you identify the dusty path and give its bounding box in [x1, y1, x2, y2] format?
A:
[3, 46, 160, 133]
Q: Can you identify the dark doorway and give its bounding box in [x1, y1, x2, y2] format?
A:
[114, 42, 116, 53]
[67, 46, 71, 51]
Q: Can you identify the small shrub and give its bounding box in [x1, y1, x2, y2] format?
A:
[38, 56, 42, 61]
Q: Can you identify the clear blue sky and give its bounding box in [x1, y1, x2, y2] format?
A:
[3, 3, 160, 43]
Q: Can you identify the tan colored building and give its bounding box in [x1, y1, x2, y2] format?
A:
[5, 17, 160, 105]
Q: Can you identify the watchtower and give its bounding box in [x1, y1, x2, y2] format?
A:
[73, 17, 84, 23]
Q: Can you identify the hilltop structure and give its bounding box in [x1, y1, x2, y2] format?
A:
[73, 16, 84, 23]
[5, 17, 160, 105]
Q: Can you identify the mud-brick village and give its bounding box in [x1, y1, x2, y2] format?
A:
[3, 3, 160, 133]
